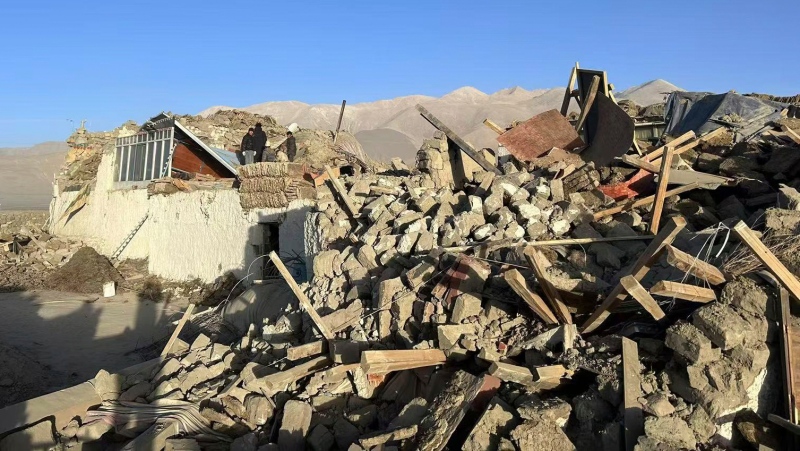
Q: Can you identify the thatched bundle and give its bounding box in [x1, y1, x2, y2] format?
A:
[239, 177, 293, 194]
[239, 191, 289, 209]
[237, 162, 306, 179]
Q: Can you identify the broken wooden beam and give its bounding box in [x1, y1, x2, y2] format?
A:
[575, 75, 600, 133]
[416, 104, 501, 174]
[360, 425, 419, 448]
[593, 183, 702, 220]
[621, 154, 660, 173]
[524, 247, 572, 324]
[161, 303, 196, 357]
[286, 340, 327, 361]
[560, 63, 579, 116]
[259, 356, 332, 393]
[733, 221, 800, 305]
[664, 245, 727, 285]
[483, 118, 505, 135]
[269, 251, 335, 341]
[619, 275, 666, 321]
[781, 125, 800, 145]
[641, 130, 696, 163]
[532, 364, 570, 381]
[503, 269, 559, 325]
[361, 349, 446, 365]
[413, 370, 485, 451]
[582, 216, 686, 333]
[650, 281, 716, 303]
[622, 337, 644, 451]
[324, 164, 359, 218]
[649, 146, 675, 234]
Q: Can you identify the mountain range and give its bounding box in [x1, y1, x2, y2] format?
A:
[0, 142, 69, 210]
[200, 79, 682, 162]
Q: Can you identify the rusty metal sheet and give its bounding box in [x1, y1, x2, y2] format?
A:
[580, 94, 635, 167]
[497, 109, 585, 161]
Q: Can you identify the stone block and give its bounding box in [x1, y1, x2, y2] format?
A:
[451, 293, 482, 323]
[692, 303, 748, 350]
[665, 321, 720, 364]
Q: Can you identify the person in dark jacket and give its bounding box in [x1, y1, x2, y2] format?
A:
[252, 122, 268, 163]
[238, 128, 254, 164]
[285, 131, 297, 161]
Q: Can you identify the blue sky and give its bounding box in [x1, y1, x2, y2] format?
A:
[1, 0, 798, 147]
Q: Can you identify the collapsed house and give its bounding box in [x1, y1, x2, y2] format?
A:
[2, 65, 800, 450]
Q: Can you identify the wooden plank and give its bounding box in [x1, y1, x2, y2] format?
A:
[286, 340, 327, 361]
[775, 282, 795, 423]
[560, 63, 579, 116]
[260, 356, 332, 392]
[650, 281, 716, 303]
[161, 303, 196, 357]
[619, 276, 666, 320]
[769, 414, 800, 436]
[524, 247, 572, 324]
[322, 363, 360, 380]
[483, 119, 505, 135]
[664, 245, 727, 285]
[642, 130, 696, 163]
[488, 361, 534, 384]
[413, 370, 485, 451]
[324, 165, 359, 218]
[622, 337, 644, 451]
[363, 359, 445, 375]
[575, 75, 600, 133]
[503, 269, 558, 325]
[593, 183, 702, 221]
[581, 217, 686, 333]
[333, 100, 347, 145]
[649, 127, 727, 165]
[621, 154, 659, 172]
[269, 251, 335, 341]
[416, 104, 500, 174]
[361, 349, 446, 365]
[649, 146, 674, 233]
[781, 125, 800, 145]
[360, 426, 419, 448]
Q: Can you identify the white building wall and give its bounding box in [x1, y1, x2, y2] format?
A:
[50, 150, 314, 283]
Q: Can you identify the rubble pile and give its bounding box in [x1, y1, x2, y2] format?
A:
[0, 221, 85, 292]
[7, 76, 800, 450]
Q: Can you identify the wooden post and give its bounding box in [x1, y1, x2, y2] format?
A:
[582, 217, 686, 333]
[560, 62, 579, 116]
[523, 247, 572, 324]
[161, 303, 196, 357]
[649, 146, 675, 234]
[483, 119, 505, 135]
[333, 100, 346, 145]
[269, 251, 335, 341]
[593, 183, 701, 221]
[650, 281, 716, 303]
[575, 75, 600, 133]
[413, 371, 484, 451]
[622, 337, 644, 451]
[733, 221, 800, 304]
[504, 269, 559, 325]
[324, 164, 359, 218]
[642, 130, 696, 162]
[416, 104, 500, 174]
[620, 276, 666, 320]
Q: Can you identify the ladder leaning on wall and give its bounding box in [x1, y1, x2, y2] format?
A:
[112, 213, 149, 260]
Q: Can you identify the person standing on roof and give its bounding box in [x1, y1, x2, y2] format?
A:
[238, 127, 254, 165]
[285, 131, 297, 162]
[252, 122, 268, 163]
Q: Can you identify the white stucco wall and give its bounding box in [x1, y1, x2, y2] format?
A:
[50, 150, 314, 283]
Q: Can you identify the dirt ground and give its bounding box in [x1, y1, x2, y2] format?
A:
[0, 290, 189, 408]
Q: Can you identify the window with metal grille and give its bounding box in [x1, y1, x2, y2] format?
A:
[114, 127, 174, 182]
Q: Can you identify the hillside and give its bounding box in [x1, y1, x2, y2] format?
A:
[201, 79, 684, 162]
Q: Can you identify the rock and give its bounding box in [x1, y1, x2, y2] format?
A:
[765, 207, 800, 235]
[93, 368, 124, 401]
[180, 364, 213, 393]
[692, 303, 749, 350]
[517, 204, 542, 222]
[525, 221, 547, 239]
[307, 424, 335, 451]
[165, 438, 202, 450]
[641, 393, 674, 417]
[592, 243, 622, 269]
[665, 321, 720, 364]
[153, 358, 182, 383]
[231, 433, 258, 451]
[0, 420, 57, 450]
[119, 381, 152, 402]
[451, 293, 482, 323]
[473, 224, 496, 241]
[356, 246, 379, 271]
[405, 261, 435, 289]
[346, 404, 378, 428]
[463, 397, 521, 451]
[76, 420, 114, 442]
[716, 195, 747, 220]
[278, 400, 313, 451]
[438, 324, 476, 349]
[515, 396, 572, 426]
[549, 219, 570, 236]
[640, 416, 696, 450]
[510, 419, 575, 451]
[245, 395, 274, 426]
[721, 276, 771, 318]
[415, 231, 436, 253]
[396, 232, 420, 255]
[191, 333, 212, 350]
[332, 418, 360, 449]
[686, 406, 716, 443]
